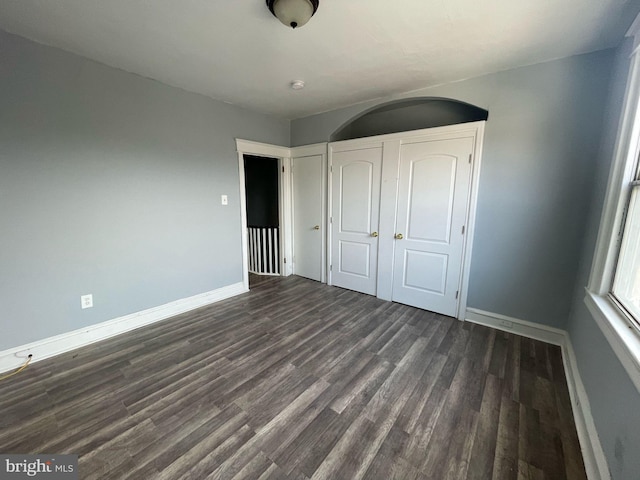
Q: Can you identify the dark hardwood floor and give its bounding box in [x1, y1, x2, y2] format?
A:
[0, 275, 586, 479]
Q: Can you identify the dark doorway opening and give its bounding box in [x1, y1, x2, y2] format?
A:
[243, 155, 281, 282]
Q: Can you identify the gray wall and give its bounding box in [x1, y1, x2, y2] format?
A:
[3, 25, 638, 478]
[566, 39, 640, 479]
[0, 30, 289, 350]
[292, 50, 614, 329]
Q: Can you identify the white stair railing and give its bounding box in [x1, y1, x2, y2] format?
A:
[247, 227, 280, 275]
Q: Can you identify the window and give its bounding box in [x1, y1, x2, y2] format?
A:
[585, 17, 640, 393]
[611, 159, 640, 325]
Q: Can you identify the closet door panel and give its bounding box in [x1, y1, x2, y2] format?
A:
[407, 156, 456, 243]
[328, 125, 481, 319]
[330, 147, 382, 295]
[391, 137, 474, 317]
[340, 162, 374, 234]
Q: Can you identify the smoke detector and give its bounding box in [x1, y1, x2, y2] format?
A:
[290, 80, 305, 90]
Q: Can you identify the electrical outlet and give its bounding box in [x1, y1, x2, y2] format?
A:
[81, 294, 93, 309]
[499, 319, 513, 329]
[221, 194, 228, 205]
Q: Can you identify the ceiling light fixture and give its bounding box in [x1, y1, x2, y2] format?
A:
[266, 0, 319, 29]
[290, 80, 305, 90]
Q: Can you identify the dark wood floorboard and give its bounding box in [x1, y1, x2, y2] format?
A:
[0, 275, 587, 480]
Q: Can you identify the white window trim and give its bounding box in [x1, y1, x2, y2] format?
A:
[586, 14, 640, 394]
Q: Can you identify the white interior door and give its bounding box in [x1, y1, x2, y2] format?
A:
[391, 137, 474, 317]
[292, 154, 324, 282]
[330, 147, 382, 295]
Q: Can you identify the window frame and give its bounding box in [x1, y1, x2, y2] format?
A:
[586, 15, 640, 394]
[610, 176, 640, 326]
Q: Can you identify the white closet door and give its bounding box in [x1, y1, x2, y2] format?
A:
[330, 147, 382, 295]
[292, 154, 324, 282]
[391, 137, 474, 317]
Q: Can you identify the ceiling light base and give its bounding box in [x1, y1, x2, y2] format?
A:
[266, 0, 319, 29]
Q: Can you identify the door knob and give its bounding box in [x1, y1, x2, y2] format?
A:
[313, 225, 320, 230]
[371, 231, 378, 237]
[394, 233, 404, 240]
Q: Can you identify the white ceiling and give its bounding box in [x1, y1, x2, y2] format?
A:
[0, 0, 638, 119]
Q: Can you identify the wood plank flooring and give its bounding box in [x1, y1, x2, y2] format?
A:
[0, 275, 587, 479]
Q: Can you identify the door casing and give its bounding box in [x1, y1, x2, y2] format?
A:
[236, 140, 292, 290]
[236, 139, 328, 290]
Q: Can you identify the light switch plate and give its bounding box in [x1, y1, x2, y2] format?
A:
[221, 195, 228, 205]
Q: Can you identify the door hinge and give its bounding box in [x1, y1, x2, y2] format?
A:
[282, 166, 285, 173]
[330, 216, 333, 224]
[455, 291, 459, 299]
[462, 225, 465, 235]
[469, 154, 472, 164]
[330, 265, 332, 271]
[330, 165, 333, 173]
[283, 258, 287, 263]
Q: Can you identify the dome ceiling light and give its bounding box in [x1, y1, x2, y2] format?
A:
[266, 0, 319, 29]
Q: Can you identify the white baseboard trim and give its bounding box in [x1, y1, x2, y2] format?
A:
[465, 308, 566, 346]
[465, 308, 610, 480]
[0, 282, 247, 375]
[562, 338, 612, 480]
